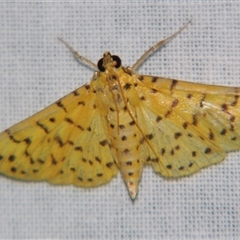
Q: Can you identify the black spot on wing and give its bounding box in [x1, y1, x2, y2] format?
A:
[85, 84, 90, 90]
[174, 132, 182, 139]
[182, 122, 188, 129]
[204, 148, 211, 154]
[77, 125, 84, 131]
[209, 129, 215, 140]
[75, 146, 83, 151]
[139, 137, 145, 144]
[166, 164, 172, 169]
[78, 101, 85, 106]
[129, 121, 135, 126]
[24, 138, 31, 145]
[30, 158, 35, 165]
[192, 151, 196, 157]
[8, 155, 15, 162]
[187, 133, 193, 138]
[156, 116, 162, 122]
[199, 94, 206, 107]
[72, 90, 79, 96]
[221, 103, 228, 112]
[165, 111, 171, 118]
[24, 150, 30, 157]
[121, 136, 127, 141]
[161, 148, 165, 156]
[146, 156, 151, 162]
[192, 115, 198, 126]
[230, 124, 235, 132]
[172, 99, 179, 108]
[170, 80, 178, 90]
[56, 100, 67, 113]
[230, 115, 235, 122]
[11, 167, 17, 173]
[95, 156, 101, 163]
[49, 117, 55, 123]
[123, 83, 131, 90]
[146, 134, 154, 140]
[175, 145, 180, 150]
[55, 136, 64, 147]
[36, 122, 49, 134]
[51, 154, 58, 165]
[123, 149, 130, 154]
[88, 160, 93, 166]
[151, 88, 158, 93]
[106, 162, 114, 168]
[151, 77, 158, 83]
[188, 162, 193, 168]
[38, 159, 45, 164]
[99, 140, 108, 146]
[231, 95, 239, 106]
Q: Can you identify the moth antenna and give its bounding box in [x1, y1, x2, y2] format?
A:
[58, 37, 98, 71]
[132, 20, 192, 71]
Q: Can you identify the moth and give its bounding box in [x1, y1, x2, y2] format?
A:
[1, 21, 240, 199]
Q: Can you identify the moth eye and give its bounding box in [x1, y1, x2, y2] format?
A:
[97, 58, 105, 72]
[112, 55, 121, 68]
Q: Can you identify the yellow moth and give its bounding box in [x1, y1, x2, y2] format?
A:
[1, 21, 240, 199]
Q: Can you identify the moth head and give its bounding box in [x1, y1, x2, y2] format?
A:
[97, 52, 121, 72]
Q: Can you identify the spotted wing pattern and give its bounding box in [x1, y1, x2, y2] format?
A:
[0, 84, 118, 187]
[134, 75, 240, 177]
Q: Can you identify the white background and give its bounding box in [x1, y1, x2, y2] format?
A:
[0, 1, 240, 239]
